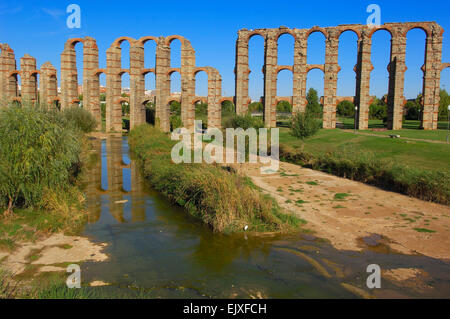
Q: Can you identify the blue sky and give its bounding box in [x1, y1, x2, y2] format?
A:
[0, 0, 449, 100]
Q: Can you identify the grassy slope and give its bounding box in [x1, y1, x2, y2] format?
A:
[129, 125, 303, 233]
[279, 128, 450, 172]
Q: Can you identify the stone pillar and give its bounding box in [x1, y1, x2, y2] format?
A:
[387, 28, 407, 130]
[207, 68, 222, 128]
[83, 37, 101, 125]
[323, 28, 339, 129]
[20, 54, 38, 103]
[106, 46, 123, 132]
[235, 31, 250, 115]
[60, 40, 80, 109]
[0, 43, 18, 101]
[130, 42, 145, 129]
[39, 62, 58, 108]
[421, 24, 443, 130]
[181, 39, 196, 130]
[264, 32, 277, 128]
[293, 31, 307, 114]
[155, 37, 170, 132]
[355, 30, 373, 130]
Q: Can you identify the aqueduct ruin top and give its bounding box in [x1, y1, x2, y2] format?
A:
[0, 21, 448, 131]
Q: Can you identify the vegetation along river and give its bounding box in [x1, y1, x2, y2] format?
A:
[79, 136, 450, 298]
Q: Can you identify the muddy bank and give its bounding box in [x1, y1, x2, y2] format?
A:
[232, 159, 450, 261]
[1, 233, 108, 276]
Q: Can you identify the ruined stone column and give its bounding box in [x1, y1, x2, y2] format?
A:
[155, 37, 170, 132]
[130, 42, 145, 129]
[264, 32, 277, 128]
[60, 40, 80, 109]
[323, 28, 339, 129]
[235, 31, 250, 115]
[207, 68, 222, 128]
[106, 46, 123, 132]
[39, 62, 58, 108]
[0, 44, 18, 101]
[421, 24, 443, 130]
[83, 37, 101, 125]
[181, 38, 196, 130]
[387, 27, 407, 130]
[293, 30, 307, 114]
[20, 54, 38, 103]
[355, 30, 373, 130]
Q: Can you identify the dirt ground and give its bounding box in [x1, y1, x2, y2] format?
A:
[232, 159, 450, 261]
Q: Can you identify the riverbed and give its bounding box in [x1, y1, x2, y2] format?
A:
[79, 136, 450, 298]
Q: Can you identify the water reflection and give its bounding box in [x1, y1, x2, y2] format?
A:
[81, 136, 450, 299]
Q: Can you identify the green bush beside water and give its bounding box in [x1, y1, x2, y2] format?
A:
[279, 144, 450, 205]
[0, 103, 96, 215]
[129, 125, 302, 233]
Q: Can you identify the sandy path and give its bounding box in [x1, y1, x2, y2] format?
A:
[233, 160, 450, 261]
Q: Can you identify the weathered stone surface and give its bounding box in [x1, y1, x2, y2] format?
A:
[0, 21, 447, 131]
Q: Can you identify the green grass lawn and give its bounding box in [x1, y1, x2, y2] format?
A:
[337, 118, 449, 141]
[279, 128, 450, 172]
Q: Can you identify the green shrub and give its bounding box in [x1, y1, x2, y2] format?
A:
[59, 106, 98, 133]
[0, 106, 81, 212]
[291, 111, 321, 139]
[337, 100, 355, 117]
[170, 115, 183, 131]
[228, 113, 264, 130]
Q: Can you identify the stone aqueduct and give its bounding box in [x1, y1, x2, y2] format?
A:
[1, 21, 449, 131]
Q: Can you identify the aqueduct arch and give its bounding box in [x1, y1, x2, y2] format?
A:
[235, 22, 446, 130]
[0, 21, 447, 131]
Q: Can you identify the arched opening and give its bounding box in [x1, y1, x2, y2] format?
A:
[144, 40, 157, 69]
[369, 29, 391, 129]
[248, 34, 265, 116]
[170, 38, 182, 68]
[74, 42, 84, 93]
[15, 73, 21, 98]
[144, 72, 156, 125]
[336, 30, 358, 128]
[277, 33, 295, 66]
[276, 69, 293, 127]
[121, 72, 130, 131]
[306, 68, 324, 121]
[170, 71, 181, 94]
[307, 31, 326, 65]
[194, 100, 208, 130]
[99, 73, 106, 131]
[403, 28, 427, 129]
[120, 40, 130, 70]
[221, 100, 235, 127]
[195, 70, 208, 97]
[195, 71, 208, 129]
[169, 100, 181, 132]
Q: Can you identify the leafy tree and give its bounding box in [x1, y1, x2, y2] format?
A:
[291, 110, 321, 139]
[170, 101, 181, 116]
[248, 102, 264, 113]
[369, 96, 387, 121]
[276, 101, 292, 113]
[306, 88, 322, 116]
[404, 100, 420, 120]
[336, 100, 355, 117]
[439, 89, 450, 121]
